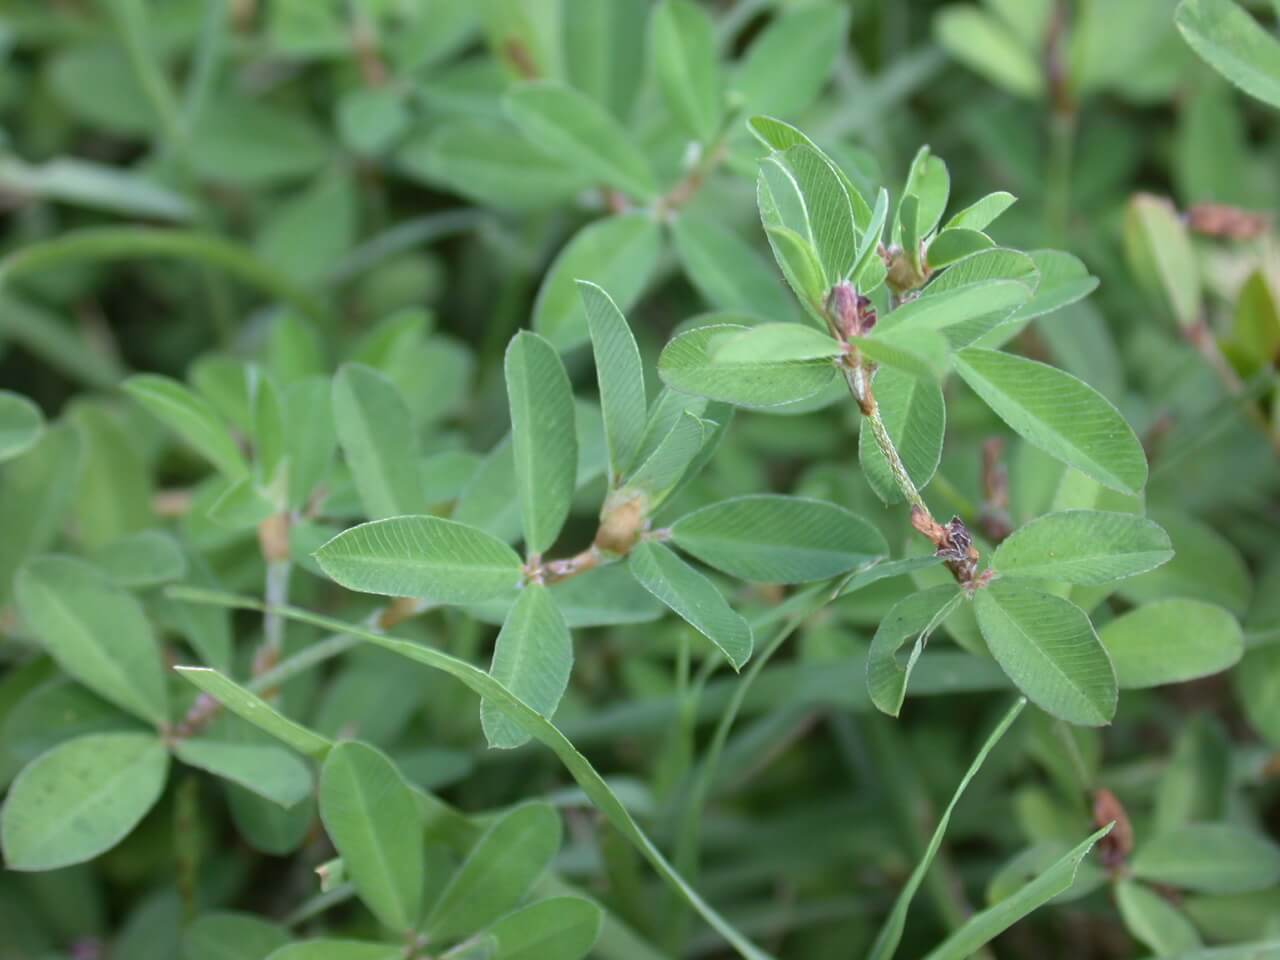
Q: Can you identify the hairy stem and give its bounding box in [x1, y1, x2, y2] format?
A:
[840, 350, 981, 585]
[842, 358, 926, 516]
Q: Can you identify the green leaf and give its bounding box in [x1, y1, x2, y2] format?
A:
[944, 191, 1017, 232]
[481, 584, 574, 749]
[207, 477, 275, 531]
[174, 667, 332, 760]
[866, 586, 964, 717]
[487, 896, 602, 960]
[1100, 599, 1243, 689]
[252, 371, 288, 495]
[953, 348, 1148, 495]
[186, 95, 327, 184]
[899, 145, 950, 240]
[749, 116, 874, 229]
[670, 495, 888, 583]
[336, 87, 410, 156]
[399, 122, 587, 210]
[91, 530, 187, 588]
[933, 6, 1044, 99]
[169, 590, 775, 960]
[853, 331, 950, 381]
[832, 555, 944, 600]
[0, 155, 192, 222]
[621, 412, 705, 505]
[762, 223, 829, 319]
[930, 247, 1039, 292]
[3, 676, 144, 767]
[285, 376, 338, 510]
[183, 911, 291, 960]
[0, 423, 81, 606]
[875, 280, 1031, 344]
[0, 392, 43, 463]
[649, 0, 722, 140]
[16, 556, 168, 725]
[173, 739, 313, 809]
[852, 187, 890, 281]
[265, 943, 401, 960]
[658, 322, 836, 409]
[1004, 250, 1098, 326]
[315, 516, 523, 604]
[858, 367, 945, 504]
[712, 323, 842, 364]
[926, 229, 994, 270]
[628, 540, 753, 669]
[505, 331, 578, 555]
[868, 698, 1027, 960]
[1119, 511, 1252, 615]
[733, 3, 847, 118]
[331, 364, 422, 520]
[899, 195, 922, 275]
[773, 144, 858, 284]
[579, 282, 647, 480]
[1124, 194, 1201, 329]
[425, 801, 562, 942]
[992, 510, 1173, 585]
[974, 582, 1117, 726]
[1, 732, 169, 871]
[1176, 0, 1280, 109]
[123, 374, 248, 480]
[922, 825, 1113, 960]
[319, 741, 424, 931]
[671, 212, 799, 323]
[562, 0, 647, 120]
[1132, 824, 1280, 894]
[533, 214, 663, 350]
[253, 170, 356, 287]
[1116, 880, 1203, 956]
[505, 82, 657, 198]
[71, 404, 154, 549]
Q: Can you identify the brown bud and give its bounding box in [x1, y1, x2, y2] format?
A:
[1187, 203, 1268, 242]
[256, 512, 291, 564]
[1092, 787, 1134, 871]
[595, 493, 648, 554]
[910, 505, 947, 545]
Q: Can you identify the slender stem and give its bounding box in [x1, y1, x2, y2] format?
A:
[260, 560, 290, 658]
[838, 346, 981, 585]
[841, 359, 925, 515]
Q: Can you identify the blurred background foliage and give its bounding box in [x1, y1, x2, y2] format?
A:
[1, 0, 1279, 958]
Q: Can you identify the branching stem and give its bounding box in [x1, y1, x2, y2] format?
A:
[835, 323, 983, 587]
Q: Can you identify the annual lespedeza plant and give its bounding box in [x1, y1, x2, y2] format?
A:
[2, 1, 1279, 959]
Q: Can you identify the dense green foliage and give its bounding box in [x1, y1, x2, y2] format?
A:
[2, 1, 1280, 958]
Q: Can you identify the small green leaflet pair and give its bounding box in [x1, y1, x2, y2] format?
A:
[0, 554, 313, 871]
[869, 510, 1179, 726]
[316, 283, 891, 749]
[290, 741, 601, 960]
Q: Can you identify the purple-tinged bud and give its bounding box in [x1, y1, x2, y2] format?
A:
[826, 282, 859, 339]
